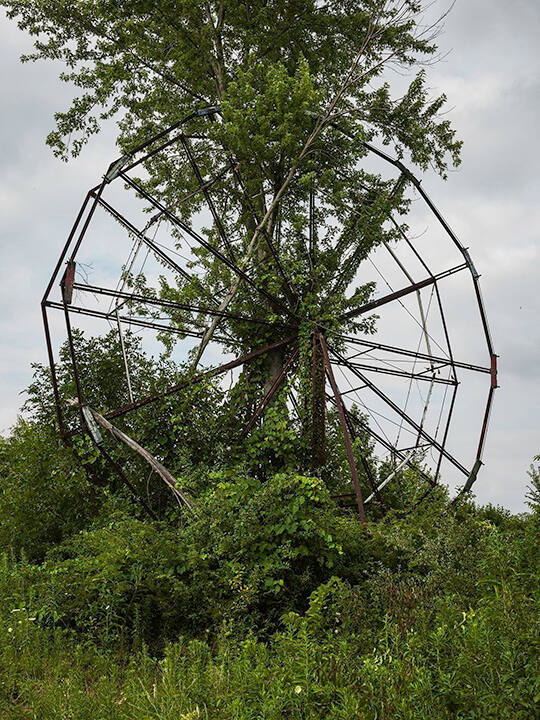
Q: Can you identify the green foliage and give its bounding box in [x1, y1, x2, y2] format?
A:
[183, 472, 349, 632]
[526, 455, 540, 513]
[0, 5, 536, 715]
[221, 56, 322, 170]
[0, 471, 369, 646]
[3, 1, 463, 427]
[0, 420, 99, 561]
[2, 336, 537, 717]
[0, 512, 189, 651]
[22, 329, 231, 514]
[0, 503, 537, 719]
[2, 0, 460, 174]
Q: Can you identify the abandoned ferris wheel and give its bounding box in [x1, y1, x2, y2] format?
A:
[41, 106, 498, 523]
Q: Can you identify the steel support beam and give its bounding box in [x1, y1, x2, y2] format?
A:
[319, 333, 367, 526]
[119, 172, 294, 319]
[70, 283, 293, 330]
[339, 263, 467, 322]
[105, 335, 297, 420]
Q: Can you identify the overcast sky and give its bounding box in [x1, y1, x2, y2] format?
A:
[1, 1, 538, 512]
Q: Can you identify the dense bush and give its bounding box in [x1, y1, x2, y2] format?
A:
[0, 471, 395, 646]
[0, 557, 537, 719]
[0, 336, 537, 717]
[0, 513, 189, 650]
[0, 420, 101, 561]
[0, 456, 537, 718]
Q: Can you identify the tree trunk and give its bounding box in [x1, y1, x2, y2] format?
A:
[310, 334, 326, 471]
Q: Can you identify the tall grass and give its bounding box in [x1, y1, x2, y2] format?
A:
[0, 571, 537, 720]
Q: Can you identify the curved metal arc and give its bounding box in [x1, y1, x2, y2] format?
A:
[476, 379, 497, 463]
[110, 107, 220, 172]
[319, 129, 496, 490]
[41, 303, 68, 438]
[42, 189, 96, 304]
[67, 177, 110, 266]
[322, 116, 496, 370]
[360, 138, 496, 361]
[44, 109, 217, 308]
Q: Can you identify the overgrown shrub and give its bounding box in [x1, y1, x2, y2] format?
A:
[0, 420, 101, 561]
[0, 565, 537, 719]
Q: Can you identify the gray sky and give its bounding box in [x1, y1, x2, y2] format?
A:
[1, 1, 538, 512]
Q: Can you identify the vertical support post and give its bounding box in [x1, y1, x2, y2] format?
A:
[346, 412, 386, 511]
[318, 333, 367, 526]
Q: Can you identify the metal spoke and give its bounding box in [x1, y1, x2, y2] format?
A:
[106, 335, 297, 420]
[332, 358, 457, 386]
[335, 399, 435, 488]
[71, 283, 294, 330]
[319, 333, 367, 525]
[328, 343, 469, 476]
[339, 263, 467, 322]
[45, 301, 239, 345]
[331, 335, 490, 375]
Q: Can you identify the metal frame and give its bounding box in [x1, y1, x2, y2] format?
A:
[42, 105, 498, 518]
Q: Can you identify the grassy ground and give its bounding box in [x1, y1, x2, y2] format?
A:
[1, 509, 537, 719]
